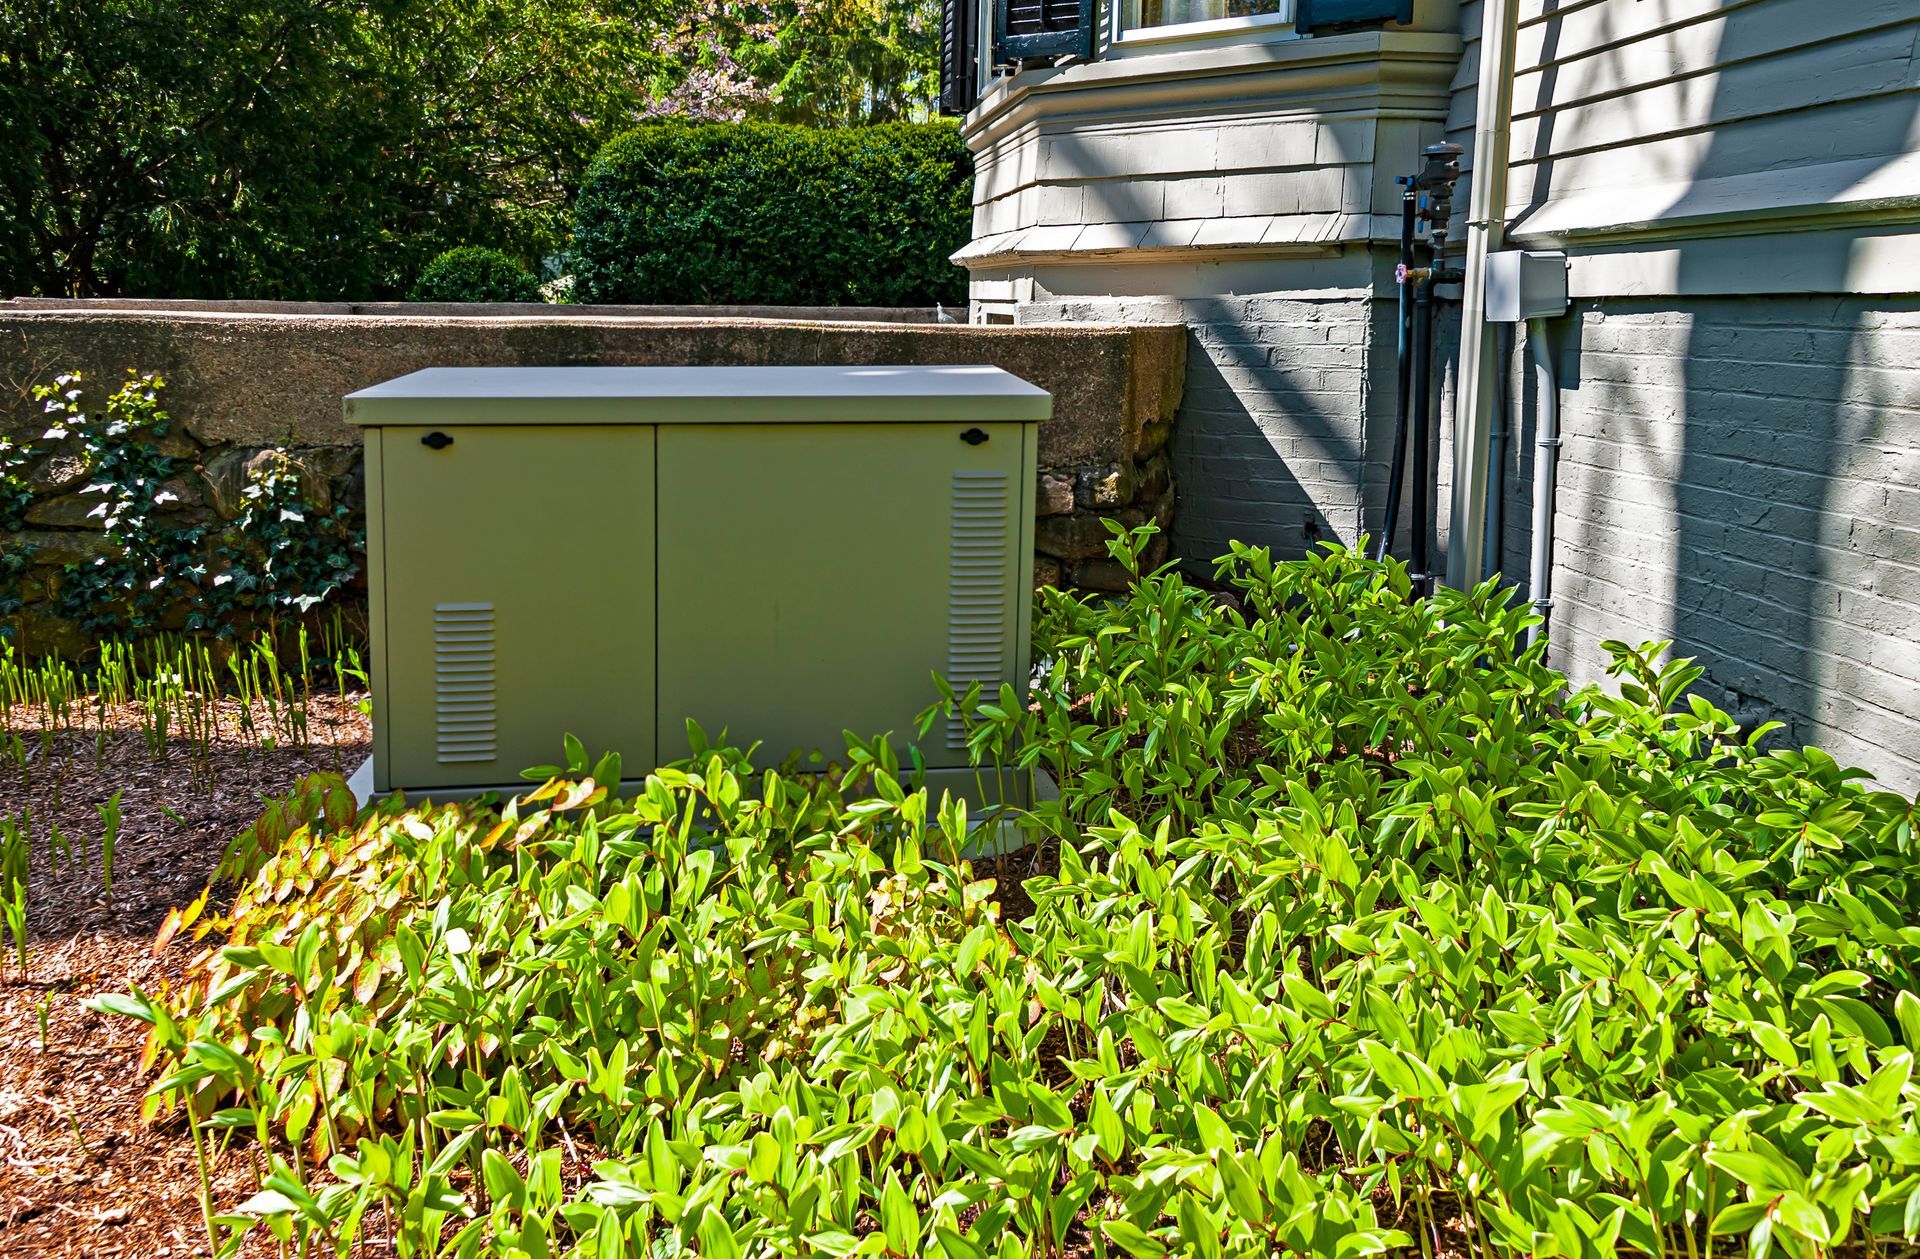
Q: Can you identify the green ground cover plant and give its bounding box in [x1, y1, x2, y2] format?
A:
[103, 527, 1920, 1258]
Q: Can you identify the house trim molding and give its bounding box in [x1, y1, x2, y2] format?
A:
[962, 29, 1459, 152]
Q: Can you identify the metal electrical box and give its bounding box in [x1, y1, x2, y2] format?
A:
[1486, 250, 1570, 323]
[345, 365, 1050, 799]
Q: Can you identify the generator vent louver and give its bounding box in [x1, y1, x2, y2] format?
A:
[946, 470, 1011, 749]
[433, 603, 498, 763]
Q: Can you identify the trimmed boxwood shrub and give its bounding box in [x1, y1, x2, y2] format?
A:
[569, 120, 972, 307]
[409, 246, 543, 303]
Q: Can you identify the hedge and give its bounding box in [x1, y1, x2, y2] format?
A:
[569, 121, 973, 308]
[409, 247, 544, 303]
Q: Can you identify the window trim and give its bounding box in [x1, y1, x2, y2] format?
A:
[1110, 0, 1293, 49]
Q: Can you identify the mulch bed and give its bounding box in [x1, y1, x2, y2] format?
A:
[0, 694, 370, 1259]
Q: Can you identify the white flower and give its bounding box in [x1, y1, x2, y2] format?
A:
[279, 508, 305, 523]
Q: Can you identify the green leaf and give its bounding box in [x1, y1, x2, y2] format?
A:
[1361, 1041, 1426, 1099]
[697, 1206, 742, 1259]
[1090, 1087, 1125, 1160]
[1219, 1152, 1265, 1220]
[237, 1189, 299, 1217]
[1897, 991, 1920, 1049]
[935, 1227, 990, 1259]
[881, 1173, 921, 1256]
[1101, 1219, 1168, 1258]
[482, 1148, 526, 1211]
[1192, 1105, 1233, 1156]
[1705, 1149, 1800, 1196]
[1774, 1192, 1831, 1244]
[747, 1132, 780, 1184]
[1281, 973, 1338, 1022]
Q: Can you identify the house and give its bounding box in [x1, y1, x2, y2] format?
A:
[940, 0, 1920, 793]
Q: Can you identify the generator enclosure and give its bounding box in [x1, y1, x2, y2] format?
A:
[345, 365, 1051, 798]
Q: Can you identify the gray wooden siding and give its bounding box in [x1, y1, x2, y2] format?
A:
[1449, 0, 1920, 247]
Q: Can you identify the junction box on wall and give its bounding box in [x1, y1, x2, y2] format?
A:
[1486, 249, 1570, 324]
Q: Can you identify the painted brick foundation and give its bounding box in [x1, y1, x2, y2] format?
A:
[1484, 296, 1920, 793]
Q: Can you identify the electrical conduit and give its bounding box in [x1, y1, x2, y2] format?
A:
[1526, 317, 1560, 651]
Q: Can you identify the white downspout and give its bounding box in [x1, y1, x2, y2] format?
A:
[1445, 0, 1522, 590]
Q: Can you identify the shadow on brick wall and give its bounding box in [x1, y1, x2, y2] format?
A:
[1510, 2, 1920, 789]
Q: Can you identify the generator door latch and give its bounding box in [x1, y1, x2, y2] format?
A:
[959, 428, 989, 445]
[421, 431, 454, 450]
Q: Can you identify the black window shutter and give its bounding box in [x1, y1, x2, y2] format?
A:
[939, 0, 980, 115]
[995, 0, 1094, 62]
[1294, 0, 1414, 35]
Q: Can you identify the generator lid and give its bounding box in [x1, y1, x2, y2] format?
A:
[344, 365, 1052, 426]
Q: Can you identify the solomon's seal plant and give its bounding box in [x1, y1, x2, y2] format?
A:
[107, 525, 1920, 1259]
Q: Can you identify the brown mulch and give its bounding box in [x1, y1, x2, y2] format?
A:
[0, 693, 370, 1259]
[970, 831, 1058, 927]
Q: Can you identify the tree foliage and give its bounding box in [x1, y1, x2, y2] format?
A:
[0, 0, 941, 300]
[692, 0, 943, 125]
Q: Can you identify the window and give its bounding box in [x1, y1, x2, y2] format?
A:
[940, 0, 1297, 112]
[1125, 0, 1282, 30]
[1116, 0, 1291, 43]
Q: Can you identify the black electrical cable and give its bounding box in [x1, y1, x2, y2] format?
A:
[1373, 192, 1417, 562]
[1409, 271, 1436, 593]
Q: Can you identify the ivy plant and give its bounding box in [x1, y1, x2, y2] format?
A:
[204, 450, 362, 628]
[0, 415, 38, 621]
[39, 371, 202, 633]
[24, 371, 361, 636]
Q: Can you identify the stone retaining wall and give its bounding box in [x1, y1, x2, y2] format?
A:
[0, 303, 1184, 651]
